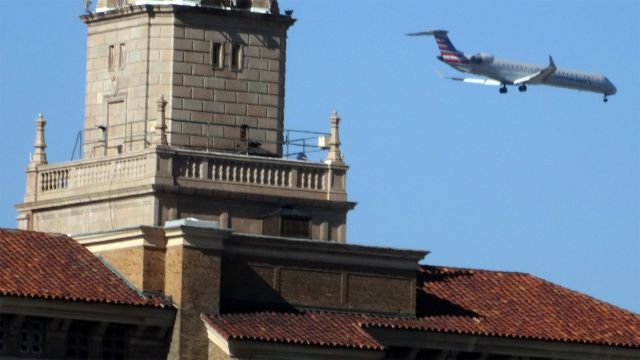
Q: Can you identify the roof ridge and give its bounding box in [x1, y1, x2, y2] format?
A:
[420, 264, 530, 276]
[0, 227, 66, 237]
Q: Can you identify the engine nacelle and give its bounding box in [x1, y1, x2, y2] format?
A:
[470, 53, 494, 64]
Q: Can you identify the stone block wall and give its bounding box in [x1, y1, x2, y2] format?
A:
[82, 10, 175, 158]
[82, 7, 292, 159]
[168, 11, 290, 155]
[31, 196, 155, 234]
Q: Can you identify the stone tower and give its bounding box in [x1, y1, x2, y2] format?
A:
[17, 0, 354, 242]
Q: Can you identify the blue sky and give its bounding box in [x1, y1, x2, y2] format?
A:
[1, 1, 638, 312]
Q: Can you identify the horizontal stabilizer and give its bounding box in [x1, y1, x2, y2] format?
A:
[407, 30, 448, 36]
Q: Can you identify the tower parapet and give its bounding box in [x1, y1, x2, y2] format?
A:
[96, 0, 278, 14]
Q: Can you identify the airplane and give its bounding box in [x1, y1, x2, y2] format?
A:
[407, 30, 617, 102]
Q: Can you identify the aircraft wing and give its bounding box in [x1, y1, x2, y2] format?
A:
[437, 70, 502, 86]
[513, 56, 557, 85]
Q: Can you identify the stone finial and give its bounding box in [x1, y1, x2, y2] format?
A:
[270, 0, 280, 15]
[324, 110, 344, 165]
[154, 95, 168, 146]
[31, 113, 48, 165]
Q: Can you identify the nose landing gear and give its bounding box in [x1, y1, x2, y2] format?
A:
[518, 84, 527, 92]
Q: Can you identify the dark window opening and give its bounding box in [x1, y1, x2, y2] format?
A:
[108, 45, 115, 70]
[103, 325, 127, 360]
[20, 317, 44, 357]
[414, 349, 444, 360]
[281, 216, 310, 238]
[231, 44, 243, 70]
[0, 315, 7, 354]
[212, 42, 223, 68]
[456, 352, 484, 360]
[119, 43, 126, 69]
[385, 346, 414, 359]
[67, 322, 90, 359]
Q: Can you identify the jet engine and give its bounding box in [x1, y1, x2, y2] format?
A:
[470, 53, 494, 64]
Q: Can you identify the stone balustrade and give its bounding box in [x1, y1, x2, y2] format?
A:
[27, 148, 346, 202]
[174, 153, 327, 191]
[37, 154, 149, 193]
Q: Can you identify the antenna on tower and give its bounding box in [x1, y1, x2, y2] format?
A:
[83, 0, 92, 13]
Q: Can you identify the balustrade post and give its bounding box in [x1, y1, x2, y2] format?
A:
[289, 168, 298, 188]
[201, 159, 209, 179]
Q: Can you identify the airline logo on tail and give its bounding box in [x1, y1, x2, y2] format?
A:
[410, 30, 470, 64]
[435, 32, 469, 64]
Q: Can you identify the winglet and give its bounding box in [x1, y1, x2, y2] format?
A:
[513, 56, 557, 85]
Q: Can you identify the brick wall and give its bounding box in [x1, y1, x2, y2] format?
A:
[165, 246, 222, 360]
[221, 255, 416, 315]
[99, 248, 145, 289]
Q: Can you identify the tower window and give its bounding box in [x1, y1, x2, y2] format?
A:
[231, 43, 243, 70]
[108, 45, 116, 71]
[212, 42, 223, 69]
[281, 216, 310, 238]
[119, 43, 126, 69]
[19, 317, 44, 357]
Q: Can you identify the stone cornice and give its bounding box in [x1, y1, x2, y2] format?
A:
[80, 4, 296, 28]
[226, 233, 428, 272]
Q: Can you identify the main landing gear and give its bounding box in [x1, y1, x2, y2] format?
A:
[499, 84, 527, 94]
[603, 94, 609, 103]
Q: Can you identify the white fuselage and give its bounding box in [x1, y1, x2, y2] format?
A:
[448, 58, 617, 95]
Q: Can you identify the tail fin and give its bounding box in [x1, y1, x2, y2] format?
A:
[407, 30, 469, 64]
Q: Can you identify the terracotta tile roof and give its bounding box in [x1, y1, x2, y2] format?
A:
[202, 311, 384, 350]
[397, 265, 640, 347]
[205, 266, 640, 350]
[0, 228, 170, 308]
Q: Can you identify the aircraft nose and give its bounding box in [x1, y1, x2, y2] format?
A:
[605, 77, 617, 95]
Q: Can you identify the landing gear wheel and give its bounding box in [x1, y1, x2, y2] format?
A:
[603, 95, 609, 103]
[499, 85, 508, 94]
[518, 84, 527, 92]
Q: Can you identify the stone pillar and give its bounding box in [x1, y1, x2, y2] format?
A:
[32, 113, 47, 165]
[164, 224, 230, 360]
[154, 95, 168, 146]
[324, 111, 344, 165]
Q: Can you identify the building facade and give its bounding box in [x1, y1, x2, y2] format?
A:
[4, 1, 640, 359]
